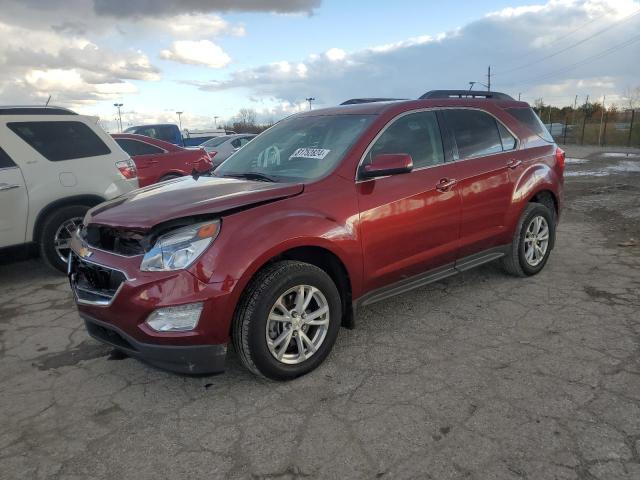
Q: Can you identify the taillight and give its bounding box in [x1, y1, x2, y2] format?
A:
[116, 159, 137, 179]
[555, 147, 565, 174]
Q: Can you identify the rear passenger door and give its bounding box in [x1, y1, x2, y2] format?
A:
[440, 109, 522, 259]
[357, 110, 462, 292]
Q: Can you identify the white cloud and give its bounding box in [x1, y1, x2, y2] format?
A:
[160, 40, 231, 68]
[325, 48, 346, 61]
[151, 14, 246, 38]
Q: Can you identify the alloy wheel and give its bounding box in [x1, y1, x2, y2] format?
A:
[53, 217, 83, 263]
[523, 215, 549, 267]
[265, 285, 330, 365]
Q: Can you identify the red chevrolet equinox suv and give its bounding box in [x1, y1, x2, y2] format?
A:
[69, 90, 564, 380]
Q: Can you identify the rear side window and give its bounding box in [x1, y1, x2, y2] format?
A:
[443, 110, 503, 159]
[115, 138, 164, 156]
[8, 121, 111, 161]
[0, 146, 17, 168]
[506, 107, 554, 142]
[366, 111, 444, 168]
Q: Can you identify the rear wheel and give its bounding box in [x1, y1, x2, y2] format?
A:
[232, 261, 341, 380]
[39, 205, 89, 273]
[502, 202, 555, 277]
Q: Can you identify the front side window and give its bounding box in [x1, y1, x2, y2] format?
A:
[443, 110, 503, 160]
[115, 138, 164, 156]
[364, 111, 444, 169]
[215, 114, 374, 182]
[8, 121, 111, 161]
[0, 146, 17, 168]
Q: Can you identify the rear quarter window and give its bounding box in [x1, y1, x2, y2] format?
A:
[115, 138, 164, 156]
[506, 107, 554, 143]
[8, 121, 111, 161]
[0, 146, 17, 168]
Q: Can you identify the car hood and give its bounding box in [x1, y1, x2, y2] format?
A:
[86, 176, 304, 229]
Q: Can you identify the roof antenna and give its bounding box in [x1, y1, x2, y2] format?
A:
[45, 95, 51, 107]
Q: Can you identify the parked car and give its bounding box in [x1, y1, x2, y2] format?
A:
[69, 90, 564, 380]
[124, 124, 235, 147]
[201, 134, 257, 167]
[0, 106, 138, 272]
[112, 134, 213, 187]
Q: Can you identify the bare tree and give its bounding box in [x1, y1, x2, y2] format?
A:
[237, 108, 257, 126]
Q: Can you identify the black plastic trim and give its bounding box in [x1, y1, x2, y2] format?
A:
[81, 314, 227, 375]
[354, 245, 509, 310]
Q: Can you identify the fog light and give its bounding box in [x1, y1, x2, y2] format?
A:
[145, 303, 203, 332]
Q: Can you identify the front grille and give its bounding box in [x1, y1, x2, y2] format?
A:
[70, 254, 126, 305]
[82, 225, 146, 256]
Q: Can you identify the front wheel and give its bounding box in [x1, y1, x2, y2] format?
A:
[502, 202, 555, 277]
[232, 261, 342, 380]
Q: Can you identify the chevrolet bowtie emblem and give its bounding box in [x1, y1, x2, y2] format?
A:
[79, 247, 93, 259]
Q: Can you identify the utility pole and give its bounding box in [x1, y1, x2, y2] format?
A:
[518, 92, 522, 101]
[598, 95, 606, 146]
[305, 97, 315, 110]
[113, 103, 123, 132]
[176, 111, 183, 130]
[487, 66, 491, 92]
[572, 94, 578, 126]
[214, 116, 219, 128]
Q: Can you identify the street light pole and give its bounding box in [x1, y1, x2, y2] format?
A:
[214, 116, 219, 128]
[113, 103, 123, 132]
[176, 111, 183, 130]
[305, 97, 315, 111]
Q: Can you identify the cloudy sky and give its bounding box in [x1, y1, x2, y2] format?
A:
[0, 0, 638, 131]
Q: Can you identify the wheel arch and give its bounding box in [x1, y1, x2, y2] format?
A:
[32, 194, 105, 243]
[230, 245, 355, 336]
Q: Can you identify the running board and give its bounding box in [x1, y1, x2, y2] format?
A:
[354, 245, 508, 310]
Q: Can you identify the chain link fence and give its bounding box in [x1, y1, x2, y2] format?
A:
[541, 109, 638, 147]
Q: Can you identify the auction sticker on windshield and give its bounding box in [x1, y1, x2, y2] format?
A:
[290, 148, 331, 160]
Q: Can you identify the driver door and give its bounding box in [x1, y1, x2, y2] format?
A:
[357, 110, 461, 293]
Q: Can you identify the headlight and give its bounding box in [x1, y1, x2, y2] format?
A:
[140, 220, 220, 271]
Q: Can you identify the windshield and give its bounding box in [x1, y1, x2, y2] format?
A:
[215, 114, 374, 182]
[202, 136, 230, 148]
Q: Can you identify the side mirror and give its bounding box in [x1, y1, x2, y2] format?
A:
[360, 153, 413, 179]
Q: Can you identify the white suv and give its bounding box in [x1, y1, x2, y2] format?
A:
[0, 106, 138, 272]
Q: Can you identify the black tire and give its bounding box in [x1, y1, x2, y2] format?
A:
[502, 202, 555, 277]
[39, 205, 89, 273]
[232, 261, 342, 381]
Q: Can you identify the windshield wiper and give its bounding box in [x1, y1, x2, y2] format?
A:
[221, 172, 277, 182]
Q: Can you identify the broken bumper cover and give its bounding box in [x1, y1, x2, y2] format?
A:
[82, 314, 227, 375]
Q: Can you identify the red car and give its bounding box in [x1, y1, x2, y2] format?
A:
[112, 133, 212, 187]
[70, 90, 564, 380]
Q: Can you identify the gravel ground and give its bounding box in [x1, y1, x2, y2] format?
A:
[1, 146, 639, 479]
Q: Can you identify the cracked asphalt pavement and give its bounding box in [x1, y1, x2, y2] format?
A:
[1, 146, 639, 479]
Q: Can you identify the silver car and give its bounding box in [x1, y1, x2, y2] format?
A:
[201, 134, 256, 166]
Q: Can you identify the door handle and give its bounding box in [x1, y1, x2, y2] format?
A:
[436, 178, 457, 192]
[507, 159, 522, 169]
[0, 183, 20, 192]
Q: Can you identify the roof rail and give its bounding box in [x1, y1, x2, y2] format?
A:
[340, 98, 406, 105]
[419, 90, 515, 101]
[0, 106, 77, 115]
